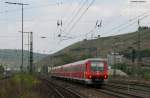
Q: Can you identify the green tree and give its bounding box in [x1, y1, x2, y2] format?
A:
[79, 54, 93, 60]
[0, 65, 4, 74]
[61, 54, 75, 64]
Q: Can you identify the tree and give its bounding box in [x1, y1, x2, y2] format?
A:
[138, 26, 149, 31]
[131, 49, 136, 63]
[80, 54, 93, 60]
[61, 54, 75, 64]
[0, 65, 4, 74]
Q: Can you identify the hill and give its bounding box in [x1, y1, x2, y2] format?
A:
[37, 27, 150, 67]
[0, 49, 47, 70]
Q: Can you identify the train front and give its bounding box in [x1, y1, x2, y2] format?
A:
[86, 59, 108, 85]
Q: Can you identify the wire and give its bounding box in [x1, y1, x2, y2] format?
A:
[66, 0, 95, 34]
[64, 0, 87, 31]
[0, 35, 20, 38]
[59, 11, 150, 42]
[114, 13, 150, 36]
[57, 0, 87, 42]
[118, 13, 150, 32]
[104, 10, 150, 35]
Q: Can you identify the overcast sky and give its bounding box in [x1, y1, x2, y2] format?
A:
[0, 0, 150, 54]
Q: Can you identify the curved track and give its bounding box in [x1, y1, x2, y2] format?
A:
[40, 76, 150, 98]
[40, 77, 84, 98]
[49, 77, 147, 98]
[102, 80, 150, 98]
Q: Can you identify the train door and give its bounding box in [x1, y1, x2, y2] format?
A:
[85, 61, 91, 79]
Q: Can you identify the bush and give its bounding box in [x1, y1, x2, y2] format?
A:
[61, 53, 75, 64]
[111, 63, 128, 73]
[79, 54, 93, 60]
[112, 63, 150, 80]
[0, 65, 4, 74]
[140, 49, 150, 57]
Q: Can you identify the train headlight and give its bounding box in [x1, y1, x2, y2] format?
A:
[85, 72, 92, 79]
[89, 75, 92, 79]
[104, 75, 108, 79]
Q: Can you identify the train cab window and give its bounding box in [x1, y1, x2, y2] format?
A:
[91, 61, 104, 71]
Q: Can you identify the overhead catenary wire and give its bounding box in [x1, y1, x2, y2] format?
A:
[57, 0, 88, 42]
[60, 11, 150, 42]
[57, 19, 102, 41]
[62, 0, 83, 24]
[57, 1, 150, 41]
[104, 10, 150, 35]
[57, 24, 96, 41]
[63, 0, 88, 31]
[66, 0, 96, 34]
[58, 0, 96, 42]
[1, 0, 149, 47]
[117, 13, 150, 32]
[56, 0, 87, 42]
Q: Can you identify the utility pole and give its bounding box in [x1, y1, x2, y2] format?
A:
[23, 32, 33, 73]
[113, 45, 116, 77]
[95, 19, 102, 57]
[30, 32, 33, 73]
[40, 36, 52, 74]
[137, 19, 141, 63]
[130, 0, 146, 78]
[5, 2, 29, 72]
[130, 0, 147, 64]
[28, 33, 30, 69]
[112, 38, 120, 77]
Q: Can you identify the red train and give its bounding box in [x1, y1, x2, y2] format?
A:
[50, 58, 108, 85]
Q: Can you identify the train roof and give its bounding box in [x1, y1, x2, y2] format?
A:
[70, 58, 107, 65]
[54, 58, 107, 68]
[85, 58, 107, 61]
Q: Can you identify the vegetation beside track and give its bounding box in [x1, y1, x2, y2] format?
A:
[0, 73, 51, 98]
[111, 63, 150, 80]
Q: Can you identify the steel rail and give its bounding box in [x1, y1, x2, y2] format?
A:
[40, 77, 84, 98]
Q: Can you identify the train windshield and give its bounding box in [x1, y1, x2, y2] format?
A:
[91, 61, 104, 71]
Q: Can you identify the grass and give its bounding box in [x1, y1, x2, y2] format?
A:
[12, 74, 40, 88]
[0, 73, 42, 98]
[0, 74, 3, 79]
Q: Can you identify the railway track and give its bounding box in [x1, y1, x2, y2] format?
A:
[49, 78, 146, 98]
[109, 80, 150, 88]
[102, 81, 150, 98]
[97, 89, 140, 98]
[106, 82, 150, 93]
[40, 77, 84, 98]
[100, 85, 145, 98]
[40, 76, 150, 98]
[109, 78, 150, 87]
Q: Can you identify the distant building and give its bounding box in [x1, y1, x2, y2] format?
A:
[107, 53, 123, 65]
